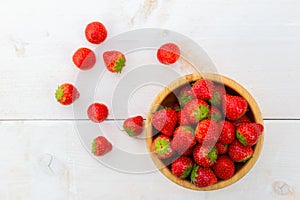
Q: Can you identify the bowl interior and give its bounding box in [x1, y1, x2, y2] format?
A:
[145, 73, 264, 191]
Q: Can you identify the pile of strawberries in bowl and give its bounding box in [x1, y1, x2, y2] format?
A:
[146, 74, 264, 190]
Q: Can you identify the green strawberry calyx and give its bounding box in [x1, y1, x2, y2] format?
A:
[154, 137, 171, 156]
[182, 126, 194, 135]
[194, 105, 209, 121]
[91, 140, 97, 154]
[55, 86, 64, 101]
[208, 147, 218, 163]
[124, 127, 136, 137]
[209, 111, 222, 122]
[180, 164, 193, 179]
[113, 57, 126, 73]
[190, 164, 199, 184]
[179, 93, 193, 106]
[209, 91, 221, 106]
[236, 131, 248, 146]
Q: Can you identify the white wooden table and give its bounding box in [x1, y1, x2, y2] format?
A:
[0, 0, 299, 199]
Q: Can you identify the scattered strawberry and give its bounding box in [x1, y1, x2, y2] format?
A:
[223, 94, 248, 121]
[178, 86, 195, 106]
[177, 110, 190, 126]
[171, 156, 194, 179]
[213, 155, 235, 180]
[72, 47, 96, 70]
[228, 140, 253, 162]
[103, 50, 126, 73]
[191, 165, 217, 188]
[157, 43, 180, 65]
[183, 99, 209, 124]
[85, 21, 107, 44]
[215, 142, 228, 154]
[232, 115, 251, 128]
[192, 79, 214, 101]
[193, 144, 218, 167]
[55, 83, 80, 105]
[209, 85, 226, 107]
[123, 116, 144, 136]
[152, 108, 177, 136]
[171, 126, 196, 155]
[236, 123, 264, 146]
[208, 106, 222, 122]
[195, 119, 220, 144]
[92, 136, 112, 156]
[151, 135, 174, 159]
[87, 103, 109, 123]
[218, 121, 235, 145]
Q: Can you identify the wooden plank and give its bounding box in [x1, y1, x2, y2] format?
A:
[0, 120, 299, 199]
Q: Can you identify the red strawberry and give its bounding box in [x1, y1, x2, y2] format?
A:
[157, 43, 180, 65]
[218, 121, 235, 145]
[103, 50, 126, 73]
[171, 126, 196, 155]
[85, 21, 107, 44]
[171, 156, 194, 179]
[151, 135, 174, 159]
[177, 110, 190, 126]
[228, 140, 253, 162]
[193, 144, 218, 167]
[183, 99, 209, 124]
[215, 142, 228, 154]
[236, 123, 264, 146]
[152, 109, 177, 136]
[123, 116, 144, 136]
[195, 119, 220, 144]
[208, 106, 222, 122]
[72, 47, 96, 70]
[192, 79, 214, 101]
[191, 165, 217, 188]
[55, 83, 80, 105]
[92, 136, 112, 156]
[87, 103, 109, 123]
[178, 86, 195, 106]
[213, 155, 235, 180]
[182, 146, 194, 156]
[209, 85, 226, 107]
[223, 94, 248, 121]
[232, 115, 251, 128]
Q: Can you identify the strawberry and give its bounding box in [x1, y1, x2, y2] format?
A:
[171, 126, 196, 155]
[178, 86, 195, 106]
[223, 94, 248, 121]
[215, 142, 228, 154]
[236, 123, 264, 146]
[72, 47, 96, 70]
[103, 50, 126, 73]
[171, 156, 194, 179]
[208, 106, 222, 122]
[228, 140, 253, 162]
[123, 116, 144, 136]
[183, 99, 209, 124]
[152, 109, 177, 136]
[209, 85, 226, 107]
[193, 144, 218, 167]
[151, 135, 174, 159]
[218, 121, 235, 145]
[182, 146, 194, 156]
[92, 136, 112, 156]
[87, 103, 109, 123]
[177, 110, 190, 126]
[172, 103, 181, 112]
[232, 115, 251, 128]
[157, 43, 180, 65]
[195, 119, 220, 144]
[191, 165, 217, 188]
[213, 155, 235, 180]
[192, 79, 214, 101]
[85, 21, 107, 44]
[55, 83, 80, 105]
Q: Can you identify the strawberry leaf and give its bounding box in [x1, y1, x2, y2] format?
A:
[236, 131, 247, 146]
[92, 140, 97, 154]
[124, 127, 136, 136]
[190, 164, 199, 184]
[154, 138, 171, 156]
[55, 86, 64, 100]
[194, 105, 209, 121]
[180, 164, 193, 179]
[114, 57, 125, 73]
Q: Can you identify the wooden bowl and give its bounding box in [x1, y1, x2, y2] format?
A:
[145, 73, 264, 190]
